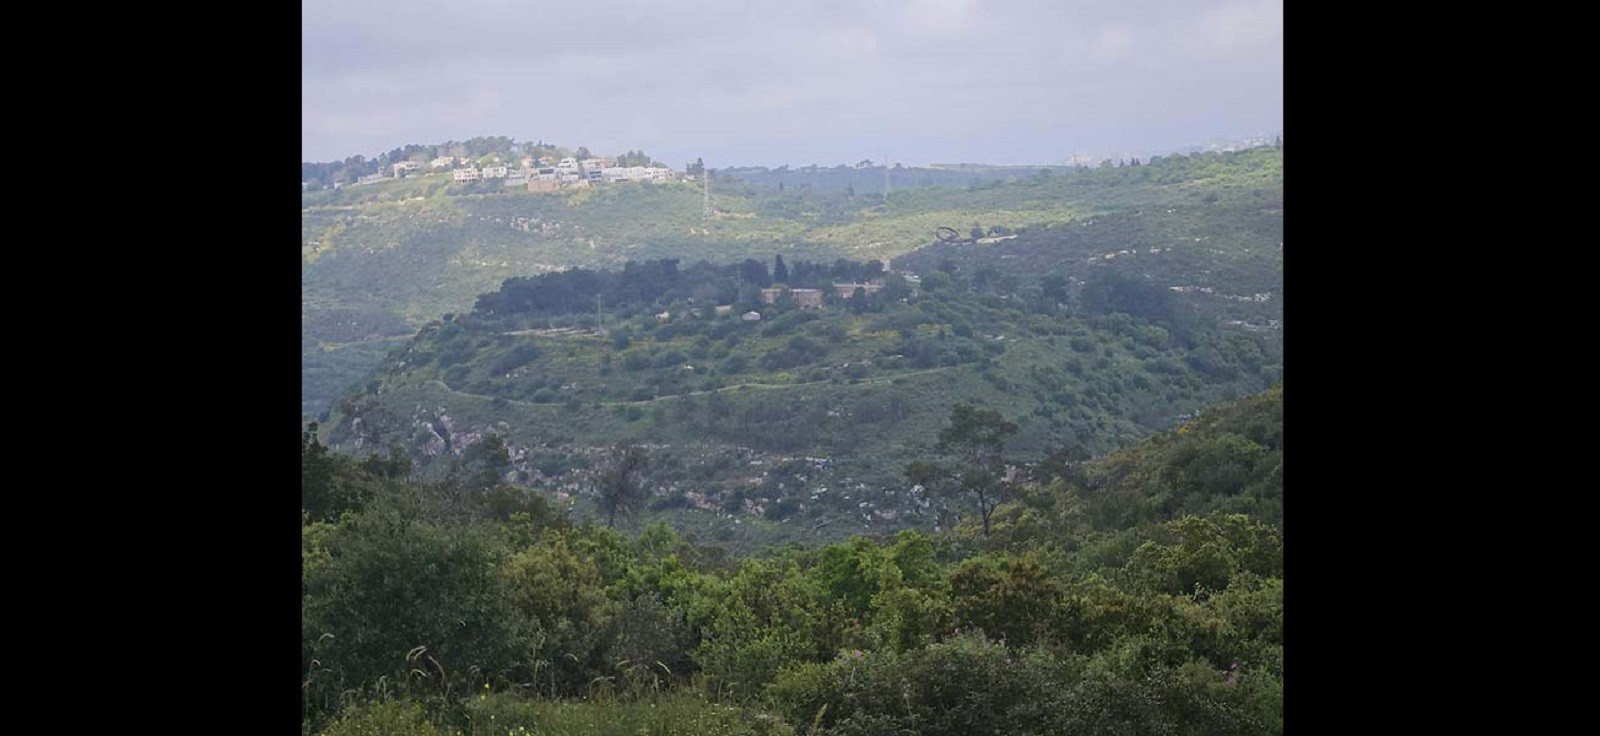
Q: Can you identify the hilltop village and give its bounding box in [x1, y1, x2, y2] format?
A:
[310, 152, 688, 192]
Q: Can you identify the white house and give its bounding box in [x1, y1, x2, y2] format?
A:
[741, 311, 762, 321]
[430, 156, 456, 169]
[481, 166, 509, 179]
[392, 161, 420, 176]
[453, 168, 481, 182]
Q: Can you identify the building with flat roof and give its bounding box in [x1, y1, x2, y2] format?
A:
[791, 289, 825, 308]
[832, 282, 885, 299]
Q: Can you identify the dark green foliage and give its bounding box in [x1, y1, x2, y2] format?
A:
[760, 335, 827, 371]
[595, 442, 650, 528]
[621, 351, 652, 371]
[450, 434, 512, 491]
[1081, 269, 1176, 322]
[302, 422, 403, 522]
[948, 556, 1068, 648]
[302, 505, 528, 726]
[487, 342, 541, 375]
[769, 633, 1060, 736]
[1067, 387, 1284, 529]
[303, 387, 1285, 734]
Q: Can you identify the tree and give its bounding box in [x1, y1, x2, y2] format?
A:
[773, 254, 789, 285]
[304, 422, 365, 522]
[907, 405, 1019, 536]
[738, 258, 771, 287]
[576, 147, 591, 160]
[1040, 275, 1070, 307]
[454, 434, 512, 491]
[595, 442, 650, 528]
[301, 507, 527, 724]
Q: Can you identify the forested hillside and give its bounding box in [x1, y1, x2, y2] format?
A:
[303, 387, 1283, 735]
[302, 146, 1281, 420]
[321, 249, 1279, 552]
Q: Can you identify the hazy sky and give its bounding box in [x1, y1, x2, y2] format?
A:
[302, 0, 1281, 168]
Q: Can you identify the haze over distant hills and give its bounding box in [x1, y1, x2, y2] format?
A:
[303, 140, 1282, 551]
[302, 138, 1281, 420]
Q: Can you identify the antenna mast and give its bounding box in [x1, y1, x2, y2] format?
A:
[884, 153, 890, 198]
[702, 165, 711, 220]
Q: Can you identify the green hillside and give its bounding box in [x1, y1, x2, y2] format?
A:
[302, 388, 1284, 735]
[323, 252, 1280, 552]
[302, 147, 1282, 420]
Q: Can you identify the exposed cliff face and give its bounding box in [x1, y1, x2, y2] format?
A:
[340, 402, 526, 481]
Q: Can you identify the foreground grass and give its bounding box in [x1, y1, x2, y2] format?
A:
[320, 692, 794, 736]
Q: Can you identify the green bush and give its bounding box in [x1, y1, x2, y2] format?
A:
[767, 633, 1070, 736]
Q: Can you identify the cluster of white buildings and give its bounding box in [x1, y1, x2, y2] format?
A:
[450, 156, 678, 190]
[321, 153, 682, 192]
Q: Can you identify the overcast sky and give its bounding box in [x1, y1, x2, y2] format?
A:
[302, 0, 1281, 168]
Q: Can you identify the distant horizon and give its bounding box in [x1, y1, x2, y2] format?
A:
[301, 129, 1281, 170]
